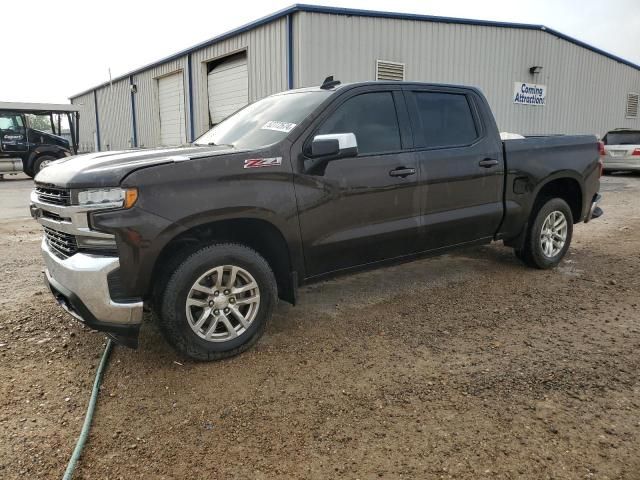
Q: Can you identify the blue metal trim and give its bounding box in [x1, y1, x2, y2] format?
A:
[187, 54, 195, 142]
[70, 3, 640, 98]
[129, 75, 138, 148]
[93, 90, 101, 152]
[287, 13, 294, 89]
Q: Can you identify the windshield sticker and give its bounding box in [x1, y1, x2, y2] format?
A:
[261, 121, 297, 133]
[244, 157, 282, 169]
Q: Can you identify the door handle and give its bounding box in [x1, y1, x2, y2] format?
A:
[479, 158, 499, 168]
[389, 167, 416, 178]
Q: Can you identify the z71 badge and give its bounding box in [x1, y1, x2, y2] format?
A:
[244, 157, 282, 169]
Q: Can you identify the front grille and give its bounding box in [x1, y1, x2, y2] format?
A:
[35, 186, 71, 206]
[43, 226, 78, 258]
[41, 211, 68, 222]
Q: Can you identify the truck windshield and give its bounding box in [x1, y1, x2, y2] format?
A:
[194, 91, 331, 150]
[604, 131, 640, 145]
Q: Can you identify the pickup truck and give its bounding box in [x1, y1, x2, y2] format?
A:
[30, 80, 603, 360]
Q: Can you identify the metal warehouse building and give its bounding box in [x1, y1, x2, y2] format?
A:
[70, 4, 640, 152]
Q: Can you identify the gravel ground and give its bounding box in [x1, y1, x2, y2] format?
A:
[0, 174, 639, 479]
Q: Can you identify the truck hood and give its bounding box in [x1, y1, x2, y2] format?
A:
[31, 129, 70, 149]
[34, 145, 236, 188]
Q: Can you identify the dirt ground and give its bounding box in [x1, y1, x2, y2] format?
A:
[1, 174, 639, 479]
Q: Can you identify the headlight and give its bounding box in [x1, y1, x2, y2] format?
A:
[77, 187, 138, 209]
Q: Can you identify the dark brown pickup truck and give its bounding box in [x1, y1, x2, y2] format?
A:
[30, 80, 603, 360]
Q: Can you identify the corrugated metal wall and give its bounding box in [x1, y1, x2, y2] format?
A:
[294, 12, 640, 136]
[190, 17, 287, 137]
[70, 11, 640, 152]
[70, 92, 97, 153]
[96, 79, 133, 151]
[70, 18, 287, 152]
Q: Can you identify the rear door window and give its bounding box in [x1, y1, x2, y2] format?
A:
[316, 92, 402, 155]
[410, 92, 479, 148]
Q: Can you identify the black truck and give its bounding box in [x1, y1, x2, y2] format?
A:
[0, 102, 79, 178]
[30, 80, 603, 360]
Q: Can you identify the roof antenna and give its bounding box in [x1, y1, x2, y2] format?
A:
[320, 75, 341, 90]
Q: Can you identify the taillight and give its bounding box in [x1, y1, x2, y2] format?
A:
[598, 141, 606, 156]
[632, 149, 640, 156]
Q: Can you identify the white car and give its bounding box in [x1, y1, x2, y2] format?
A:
[602, 129, 640, 173]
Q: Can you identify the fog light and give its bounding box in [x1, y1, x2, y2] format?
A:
[76, 236, 117, 250]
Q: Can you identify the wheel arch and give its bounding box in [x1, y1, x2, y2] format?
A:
[151, 217, 297, 306]
[531, 174, 584, 223]
[504, 173, 583, 250]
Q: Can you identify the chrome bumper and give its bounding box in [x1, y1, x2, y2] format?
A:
[41, 238, 143, 327]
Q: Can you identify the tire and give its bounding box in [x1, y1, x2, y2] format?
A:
[157, 243, 277, 361]
[31, 155, 58, 177]
[515, 198, 573, 269]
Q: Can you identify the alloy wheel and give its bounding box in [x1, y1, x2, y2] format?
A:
[185, 265, 260, 342]
[540, 210, 568, 258]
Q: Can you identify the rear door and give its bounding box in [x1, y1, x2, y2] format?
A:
[404, 87, 504, 250]
[293, 86, 421, 277]
[0, 112, 28, 153]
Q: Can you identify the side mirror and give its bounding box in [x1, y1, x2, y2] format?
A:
[310, 133, 358, 159]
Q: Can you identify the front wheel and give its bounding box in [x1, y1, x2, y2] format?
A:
[31, 155, 58, 177]
[157, 243, 277, 361]
[515, 198, 573, 269]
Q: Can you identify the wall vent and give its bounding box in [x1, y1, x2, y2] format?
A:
[627, 93, 639, 118]
[376, 60, 405, 81]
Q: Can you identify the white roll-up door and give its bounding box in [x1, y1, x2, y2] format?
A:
[158, 72, 187, 146]
[207, 55, 249, 125]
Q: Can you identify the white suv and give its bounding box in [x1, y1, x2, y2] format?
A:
[602, 129, 640, 173]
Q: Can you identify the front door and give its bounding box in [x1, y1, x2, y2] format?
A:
[404, 88, 505, 250]
[0, 112, 28, 153]
[293, 87, 421, 277]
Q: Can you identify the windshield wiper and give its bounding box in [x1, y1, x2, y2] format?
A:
[206, 142, 234, 148]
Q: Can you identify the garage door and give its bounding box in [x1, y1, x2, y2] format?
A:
[207, 55, 249, 125]
[158, 72, 187, 146]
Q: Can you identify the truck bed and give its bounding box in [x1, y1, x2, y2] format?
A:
[499, 134, 601, 240]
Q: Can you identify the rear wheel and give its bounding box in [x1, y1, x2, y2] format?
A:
[515, 198, 573, 269]
[157, 243, 277, 361]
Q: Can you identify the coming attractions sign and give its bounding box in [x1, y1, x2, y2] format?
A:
[513, 82, 547, 106]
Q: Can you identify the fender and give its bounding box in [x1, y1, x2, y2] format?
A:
[25, 145, 69, 172]
[92, 204, 305, 300]
[531, 170, 584, 206]
[165, 206, 305, 283]
[502, 170, 585, 249]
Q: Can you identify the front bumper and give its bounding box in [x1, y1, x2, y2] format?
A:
[41, 238, 143, 343]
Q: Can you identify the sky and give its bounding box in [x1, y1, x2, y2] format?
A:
[2, 0, 639, 104]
